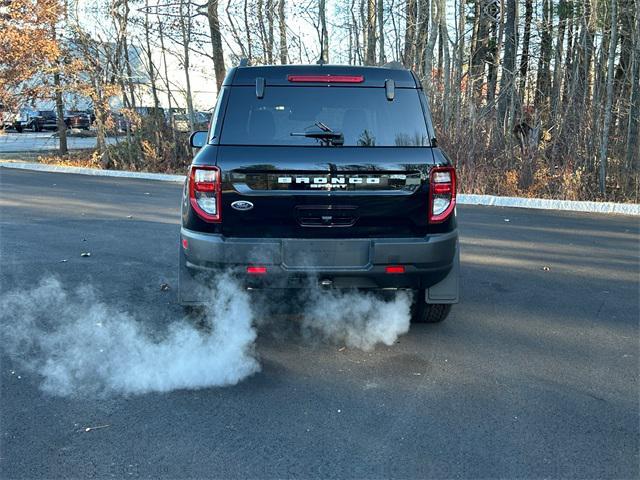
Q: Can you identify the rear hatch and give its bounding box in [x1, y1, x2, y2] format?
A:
[214, 73, 435, 238]
[218, 146, 432, 238]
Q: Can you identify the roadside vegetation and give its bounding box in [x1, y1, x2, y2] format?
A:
[0, 0, 638, 203]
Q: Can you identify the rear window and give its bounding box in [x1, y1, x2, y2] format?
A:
[219, 87, 430, 147]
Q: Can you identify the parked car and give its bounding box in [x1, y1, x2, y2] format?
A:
[28, 110, 58, 131]
[64, 111, 91, 130]
[179, 63, 459, 324]
[173, 111, 211, 132]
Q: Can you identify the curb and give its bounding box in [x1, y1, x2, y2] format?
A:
[1, 160, 638, 215]
[0, 160, 185, 183]
[457, 194, 639, 216]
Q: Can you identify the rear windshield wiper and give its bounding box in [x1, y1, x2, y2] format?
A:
[290, 122, 344, 146]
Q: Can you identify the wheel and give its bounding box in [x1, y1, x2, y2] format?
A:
[15, 125, 22, 133]
[411, 290, 452, 323]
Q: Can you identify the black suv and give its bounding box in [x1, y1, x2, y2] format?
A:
[180, 64, 458, 323]
[29, 110, 58, 131]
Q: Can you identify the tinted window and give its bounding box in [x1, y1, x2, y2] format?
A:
[220, 87, 429, 147]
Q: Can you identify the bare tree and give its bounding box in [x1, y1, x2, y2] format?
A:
[365, 0, 376, 64]
[497, 0, 517, 128]
[377, 0, 385, 63]
[403, 0, 416, 67]
[179, 0, 196, 131]
[599, 0, 619, 194]
[207, 0, 226, 90]
[279, 0, 288, 63]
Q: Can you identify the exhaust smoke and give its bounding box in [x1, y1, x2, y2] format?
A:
[0, 275, 259, 397]
[300, 288, 412, 351]
[1, 276, 413, 397]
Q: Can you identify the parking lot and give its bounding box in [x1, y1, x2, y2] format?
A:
[1, 167, 637, 478]
[0, 131, 120, 154]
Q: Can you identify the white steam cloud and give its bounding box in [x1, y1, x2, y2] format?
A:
[0, 275, 259, 397]
[1, 276, 413, 397]
[301, 289, 413, 351]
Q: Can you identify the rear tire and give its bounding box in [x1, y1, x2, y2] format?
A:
[411, 290, 451, 323]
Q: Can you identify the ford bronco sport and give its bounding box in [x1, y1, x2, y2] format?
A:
[180, 64, 458, 323]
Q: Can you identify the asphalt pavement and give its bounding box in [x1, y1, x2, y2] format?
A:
[0, 167, 638, 479]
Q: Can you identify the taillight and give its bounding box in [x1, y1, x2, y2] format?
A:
[429, 166, 456, 223]
[189, 165, 221, 222]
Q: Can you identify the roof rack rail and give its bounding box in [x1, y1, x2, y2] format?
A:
[238, 58, 250, 67]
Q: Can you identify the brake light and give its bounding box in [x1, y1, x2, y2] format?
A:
[287, 75, 364, 83]
[247, 266, 267, 275]
[385, 265, 405, 274]
[189, 165, 221, 222]
[429, 166, 456, 223]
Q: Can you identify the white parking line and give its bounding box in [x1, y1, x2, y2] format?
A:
[1, 160, 638, 215]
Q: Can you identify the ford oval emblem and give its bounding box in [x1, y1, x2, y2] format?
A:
[231, 200, 254, 211]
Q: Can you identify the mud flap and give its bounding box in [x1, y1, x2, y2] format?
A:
[179, 249, 209, 305]
[425, 241, 459, 304]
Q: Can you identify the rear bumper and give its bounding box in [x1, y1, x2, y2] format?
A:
[179, 227, 459, 303]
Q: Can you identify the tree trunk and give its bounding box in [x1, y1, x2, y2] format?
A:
[615, 0, 635, 136]
[365, 0, 376, 64]
[378, 0, 385, 64]
[453, 0, 464, 128]
[438, 0, 450, 124]
[599, 0, 618, 195]
[415, 0, 429, 76]
[498, 0, 517, 127]
[403, 0, 417, 67]
[179, 0, 196, 132]
[244, 0, 253, 60]
[518, 0, 533, 104]
[624, 1, 639, 169]
[486, 16, 499, 105]
[144, 0, 161, 156]
[551, 0, 567, 119]
[51, 25, 67, 156]
[159, 20, 178, 164]
[320, 0, 329, 62]
[423, 0, 438, 89]
[470, 0, 490, 102]
[54, 69, 67, 156]
[534, 0, 552, 111]
[266, 0, 274, 63]
[207, 0, 226, 91]
[279, 0, 287, 63]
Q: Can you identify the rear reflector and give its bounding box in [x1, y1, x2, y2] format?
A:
[385, 265, 405, 274]
[287, 75, 364, 83]
[247, 266, 267, 275]
[181, 239, 188, 249]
